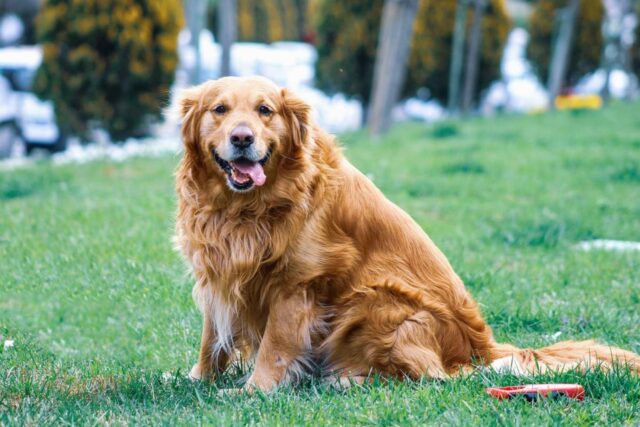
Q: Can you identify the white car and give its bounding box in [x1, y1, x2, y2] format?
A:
[0, 46, 64, 158]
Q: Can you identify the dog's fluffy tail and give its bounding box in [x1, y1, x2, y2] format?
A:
[487, 340, 640, 375]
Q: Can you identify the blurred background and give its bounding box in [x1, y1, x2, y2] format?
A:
[0, 0, 637, 163]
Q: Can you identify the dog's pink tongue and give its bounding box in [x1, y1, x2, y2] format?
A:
[234, 162, 266, 186]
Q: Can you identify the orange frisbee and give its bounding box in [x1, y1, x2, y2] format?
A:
[486, 384, 585, 401]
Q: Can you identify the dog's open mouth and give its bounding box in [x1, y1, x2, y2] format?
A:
[213, 149, 271, 191]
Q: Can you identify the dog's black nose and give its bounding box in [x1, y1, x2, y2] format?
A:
[230, 125, 254, 148]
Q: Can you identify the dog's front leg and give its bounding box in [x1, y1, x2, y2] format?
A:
[244, 288, 311, 393]
[190, 310, 230, 381]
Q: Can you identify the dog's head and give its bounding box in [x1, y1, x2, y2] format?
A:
[178, 76, 311, 193]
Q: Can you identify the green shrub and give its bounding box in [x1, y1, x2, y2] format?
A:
[34, 0, 183, 142]
[406, 0, 511, 102]
[314, 0, 383, 105]
[208, 0, 309, 43]
[314, 0, 511, 105]
[527, 0, 604, 86]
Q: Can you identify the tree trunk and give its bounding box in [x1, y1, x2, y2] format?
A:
[368, 0, 420, 136]
[448, 0, 469, 114]
[547, 0, 580, 108]
[461, 0, 486, 114]
[185, 0, 207, 84]
[621, 0, 637, 99]
[296, 0, 309, 41]
[218, 0, 238, 77]
[601, 0, 636, 101]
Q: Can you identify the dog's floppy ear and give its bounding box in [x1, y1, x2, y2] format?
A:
[281, 88, 311, 147]
[178, 84, 207, 151]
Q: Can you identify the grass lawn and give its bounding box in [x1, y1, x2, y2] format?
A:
[1, 103, 640, 425]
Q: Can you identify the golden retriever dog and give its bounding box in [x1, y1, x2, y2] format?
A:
[175, 76, 639, 392]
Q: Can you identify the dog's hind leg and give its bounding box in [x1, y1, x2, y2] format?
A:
[388, 312, 448, 379]
[323, 284, 448, 381]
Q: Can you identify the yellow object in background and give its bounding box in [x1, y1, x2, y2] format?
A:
[555, 94, 603, 110]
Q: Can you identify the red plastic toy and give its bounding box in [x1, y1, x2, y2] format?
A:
[486, 384, 585, 401]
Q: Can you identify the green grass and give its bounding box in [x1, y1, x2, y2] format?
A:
[2, 103, 640, 425]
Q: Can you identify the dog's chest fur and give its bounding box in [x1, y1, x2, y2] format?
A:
[180, 198, 357, 364]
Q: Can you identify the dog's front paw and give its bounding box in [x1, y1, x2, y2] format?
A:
[244, 374, 277, 394]
[188, 363, 202, 381]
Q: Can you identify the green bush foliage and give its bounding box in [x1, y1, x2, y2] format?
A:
[527, 0, 604, 86]
[314, 0, 383, 105]
[314, 0, 511, 105]
[208, 0, 310, 43]
[34, 0, 183, 142]
[407, 0, 511, 103]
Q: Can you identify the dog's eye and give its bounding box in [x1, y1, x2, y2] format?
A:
[213, 105, 227, 115]
[258, 105, 272, 116]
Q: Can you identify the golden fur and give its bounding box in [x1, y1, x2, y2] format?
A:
[175, 76, 640, 392]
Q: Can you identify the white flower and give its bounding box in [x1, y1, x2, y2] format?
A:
[3, 339, 14, 351]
